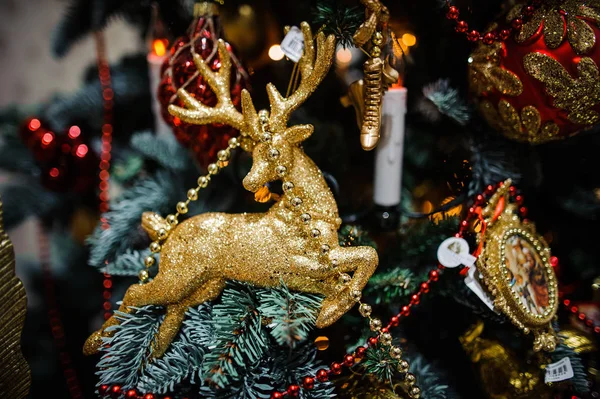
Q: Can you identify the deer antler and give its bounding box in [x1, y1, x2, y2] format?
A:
[266, 22, 336, 133]
[168, 40, 247, 132]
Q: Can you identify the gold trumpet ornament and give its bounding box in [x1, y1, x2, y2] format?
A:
[84, 23, 379, 358]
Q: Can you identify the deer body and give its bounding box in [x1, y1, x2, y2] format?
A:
[84, 23, 379, 358]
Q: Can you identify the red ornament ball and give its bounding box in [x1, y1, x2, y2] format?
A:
[316, 369, 329, 382]
[19, 118, 98, 193]
[287, 384, 300, 397]
[158, 9, 250, 168]
[270, 392, 284, 399]
[125, 389, 138, 398]
[303, 376, 315, 390]
[330, 362, 343, 375]
[469, 0, 600, 144]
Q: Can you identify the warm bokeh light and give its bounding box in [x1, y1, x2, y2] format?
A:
[42, 132, 54, 145]
[153, 39, 168, 57]
[402, 33, 417, 47]
[76, 144, 89, 158]
[268, 44, 285, 61]
[335, 48, 352, 65]
[238, 4, 253, 17]
[68, 125, 81, 139]
[29, 118, 41, 131]
[49, 167, 60, 178]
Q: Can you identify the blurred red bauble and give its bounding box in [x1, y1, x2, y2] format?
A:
[468, 0, 600, 144]
[19, 117, 98, 193]
[158, 3, 249, 168]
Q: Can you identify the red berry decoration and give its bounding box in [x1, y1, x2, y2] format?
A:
[343, 354, 355, 367]
[19, 118, 98, 193]
[316, 369, 329, 382]
[330, 362, 343, 375]
[144, 394, 155, 399]
[99, 385, 109, 395]
[158, 3, 250, 168]
[271, 392, 284, 399]
[287, 384, 300, 397]
[110, 385, 122, 397]
[469, 1, 600, 143]
[303, 376, 315, 390]
[126, 389, 138, 398]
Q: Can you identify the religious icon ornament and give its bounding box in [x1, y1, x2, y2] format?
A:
[475, 180, 558, 352]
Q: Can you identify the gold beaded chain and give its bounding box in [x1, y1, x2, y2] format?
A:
[138, 137, 240, 283]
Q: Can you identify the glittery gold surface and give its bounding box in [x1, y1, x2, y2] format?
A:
[524, 52, 600, 126]
[468, 40, 523, 97]
[0, 200, 31, 398]
[510, 0, 600, 55]
[84, 23, 379, 358]
[361, 56, 384, 151]
[352, 0, 389, 47]
[476, 180, 559, 352]
[460, 321, 552, 399]
[479, 100, 560, 143]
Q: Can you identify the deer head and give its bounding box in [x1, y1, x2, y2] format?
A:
[169, 22, 336, 193]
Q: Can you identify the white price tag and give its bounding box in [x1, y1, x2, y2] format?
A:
[280, 26, 305, 62]
[545, 357, 574, 383]
[464, 266, 495, 311]
[437, 237, 477, 268]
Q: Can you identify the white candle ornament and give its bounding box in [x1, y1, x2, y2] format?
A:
[373, 86, 407, 207]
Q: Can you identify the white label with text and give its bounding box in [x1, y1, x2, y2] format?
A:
[280, 26, 305, 62]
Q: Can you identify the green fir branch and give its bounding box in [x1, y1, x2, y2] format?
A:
[257, 284, 322, 349]
[87, 170, 181, 268]
[338, 225, 377, 249]
[97, 306, 163, 390]
[105, 249, 153, 276]
[366, 268, 420, 305]
[362, 344, 402, 385]
[550, 338, 589, 394]
[130, 132, 191, 171]
[313, 0, 364, 48]
[203, 283, 268, 388]
[418, 79, 471, 126]
[137, 305, 212, 395]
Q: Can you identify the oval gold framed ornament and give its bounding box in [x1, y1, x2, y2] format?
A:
[475, 180, 558, 352]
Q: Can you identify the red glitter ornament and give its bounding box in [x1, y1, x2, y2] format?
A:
[316, 369, 329, 382]
[158, 4, 249, 168]
[469, 1, 600, 143]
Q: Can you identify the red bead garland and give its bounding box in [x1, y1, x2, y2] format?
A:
[562, 297, 600, 336]
[38, 225, 84, 399]
[445, 0, 542, 45]
[94, 31, 114, 322]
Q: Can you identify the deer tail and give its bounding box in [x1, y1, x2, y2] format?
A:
[142, 212, 170, 241]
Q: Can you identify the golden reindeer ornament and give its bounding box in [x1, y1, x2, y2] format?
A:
[84, 23, 379, 358]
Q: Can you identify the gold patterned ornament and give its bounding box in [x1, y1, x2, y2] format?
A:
[0, 199, 31, 398]
[460, 320, 553, 399]
[468, 0, 600, 144]
[475, 179, 559, 352]
[84, 23, 379, 358]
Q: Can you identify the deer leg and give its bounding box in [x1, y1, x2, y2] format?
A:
[83, 271, 204, 356]
[151, 279, 226, 358]
[316, 246, 378, 328]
